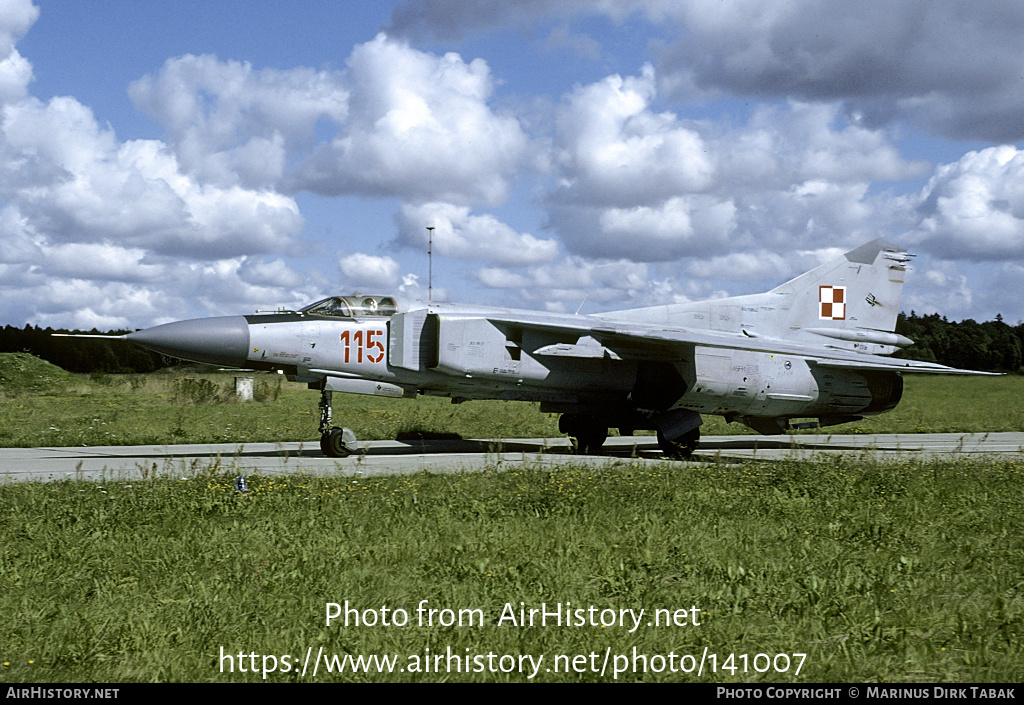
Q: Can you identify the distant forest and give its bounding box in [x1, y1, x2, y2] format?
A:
[1, 311, 1023, 374]
[0, 326, 164, 374]
[893, 312, 1023, 372]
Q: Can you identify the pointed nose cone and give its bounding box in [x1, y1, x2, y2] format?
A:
[126, 316, 251, 367]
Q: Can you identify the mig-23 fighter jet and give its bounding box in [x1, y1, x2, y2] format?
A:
[117, 239, 990, 458]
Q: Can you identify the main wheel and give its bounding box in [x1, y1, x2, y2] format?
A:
[657, 428, 700, 460]
[559, 413, 608, 455]
[572, 428, 608, 456]
[320, 426, 356, 458]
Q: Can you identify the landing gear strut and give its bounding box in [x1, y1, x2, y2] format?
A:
[559, 414, 608, 455]
[318, 389, 357, 458]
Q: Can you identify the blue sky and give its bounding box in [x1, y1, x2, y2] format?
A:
[2, 0, 1023, 330]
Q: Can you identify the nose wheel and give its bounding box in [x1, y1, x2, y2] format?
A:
[321, 426, 357, 457]
[318, 388, 357, 458]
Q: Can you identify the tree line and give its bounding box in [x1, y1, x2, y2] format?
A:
[894, 312, 1023, 373]
[0, 325, 164, 373]
[2, 312, 1023, 374]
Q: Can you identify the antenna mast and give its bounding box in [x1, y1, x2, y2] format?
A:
[426, 226, 434, 302]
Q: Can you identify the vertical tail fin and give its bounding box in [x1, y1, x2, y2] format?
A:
[773, 238, 913, 352]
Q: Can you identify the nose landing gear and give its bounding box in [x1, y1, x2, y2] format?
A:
[318, 389, 357, 458]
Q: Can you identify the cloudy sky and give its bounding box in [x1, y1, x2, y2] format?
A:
[2, 0, 1023, 330]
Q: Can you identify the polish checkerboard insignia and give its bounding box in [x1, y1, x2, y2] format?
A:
[819, 285, 846, 320]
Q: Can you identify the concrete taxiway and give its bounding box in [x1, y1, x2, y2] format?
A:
[1, 432, 1021, 483]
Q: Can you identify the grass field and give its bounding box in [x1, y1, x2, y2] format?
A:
[1, 356, 1022, 682]
[1, 456, 1022, 682]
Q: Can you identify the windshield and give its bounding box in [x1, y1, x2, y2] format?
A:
[301, 295, 398, 318]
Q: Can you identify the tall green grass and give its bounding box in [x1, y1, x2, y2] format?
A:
[2, 455, 1022, 682]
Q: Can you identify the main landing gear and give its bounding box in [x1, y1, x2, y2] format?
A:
[319, 389, 357, 458]
[561, 416, 606, 454]
[558, 414, 608, 455]
[559, 412, 702, 460]
[657, 427, 700, 460]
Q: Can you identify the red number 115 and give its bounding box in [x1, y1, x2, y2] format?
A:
[339, 328, 384, 364]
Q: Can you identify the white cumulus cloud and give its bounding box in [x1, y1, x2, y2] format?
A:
[397, 202, 559, 265]
[129, 54, 350, 188]
[294, 34, 529, 206]
[913, 146, 1024, 260]
[338, 252, 402, 290]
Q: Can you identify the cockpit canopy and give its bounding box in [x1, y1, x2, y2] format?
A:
[300, 295, 398, 318]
